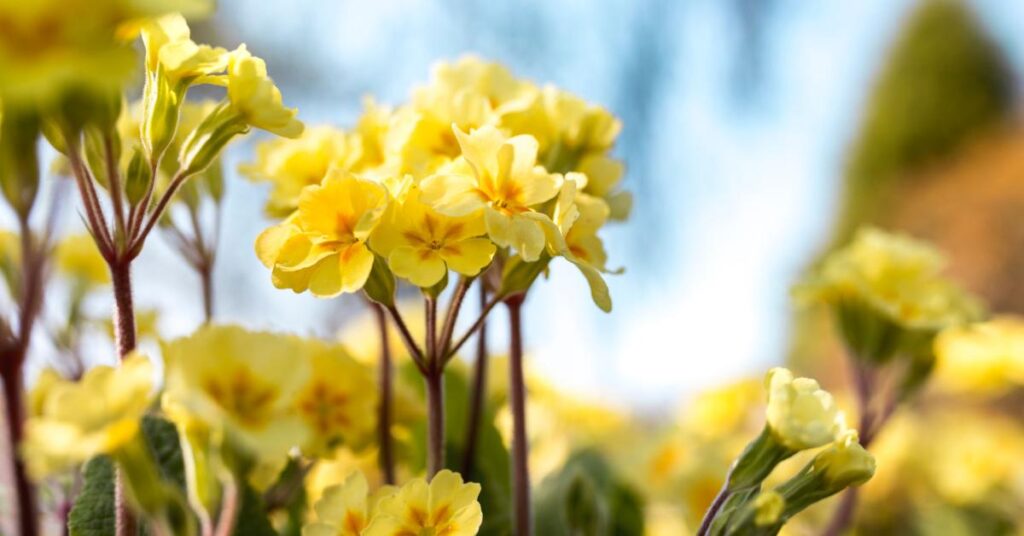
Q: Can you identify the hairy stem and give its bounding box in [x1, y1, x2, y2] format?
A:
[461, 282, 489, 477]
[506, 294, 531, 536]
[199, 261, 214, 323]
[438, 276, 472, 355]
[372, 304, 396, 484]
[2, 354, 38, 536]
[109, 261, 138, 536]
[425, 371, 445, 479]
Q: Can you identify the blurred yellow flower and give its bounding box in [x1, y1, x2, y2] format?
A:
[22, 354, 154, 479]
[0, 0, 212, 104]
[240, 125, 363, 217]
[370, 184, 495, 287]
[683, 377, 763, 440]
[934, 316, 1024, 394]
[364, 469, 482, 536]
[295, 339, 377, 456]
[55, 233, 110, 287]
[796, 227, 979, 332]
[256, 172, 389, 297]
[764, 368, 845, 451]
[225, 45, 303, 138]
[303, 471, 391, 536]
[419, 125, 560, 261]
[161, 325, 311, 461]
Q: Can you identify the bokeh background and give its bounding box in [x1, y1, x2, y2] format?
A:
[5, 0, 1024, 534]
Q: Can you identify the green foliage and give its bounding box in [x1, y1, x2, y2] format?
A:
[232, 484, 278, 536]
[141, 416, 186, 491]
[838, 0, 1013, 239]
[534, 449, 645, 536]
[68, 457, 116, 536]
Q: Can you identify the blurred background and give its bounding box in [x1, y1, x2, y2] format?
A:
[8, 0, 1024, 533]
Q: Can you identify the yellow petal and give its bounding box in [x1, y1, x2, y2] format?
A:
[388, 247, 447, 288]
[419, 172, 485, 217]
[439, 238, 495, 277]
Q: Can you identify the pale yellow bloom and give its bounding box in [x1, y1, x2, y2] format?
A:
[796, 227, 979, 331]
[303, 471, 393, 536]
[140, 13, 226, 84]
[370, 183, 495, 287]
[764, 368, 845, 451]
[306, 448, 390, 509]
[683, 378, 763, 440]
[22, 354, 155, 479]
[225, 45, 303, 138]
[256, 172, 388, 297]
[419, 125, 560, 261]
[161, 325, 311, 461]
[55, 233, 110, 287]
[934, 316, 1024, 394]
[295, 339, 377, 456]
[812, 430, 876, 489]
[240, 125, 364, 217]
[364, 470, 482, 536]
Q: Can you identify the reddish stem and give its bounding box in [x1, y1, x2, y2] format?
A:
[506, 293, 531, 536]
[371, 304, 396, 485]
[461, 282, 489, 477]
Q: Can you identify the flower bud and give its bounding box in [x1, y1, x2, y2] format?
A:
[0, 104, 40, 218]
[752, 490, 784, 526]
[812, 430, 876, 490]
[765, 368, 845, 451]
[178, 102, 248, 177]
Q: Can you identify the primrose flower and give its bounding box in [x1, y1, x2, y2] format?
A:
[797, 227, 979, 332]
[22, 354, 155, 479]
[304, 471, 393, 536]
[812, 430, 876, 490]
[161, 325, 311, 461]
[934, 316, 1024, 394]
[225, 45, 303, 138]
[55, 233, 110, 288]
[419, 125, 560, 262]
[256, 172, 389, 297]
[295, 340, 377, 456]
[764, 368, 845, 451]
[370, 183, 496, 287]
[240, 125, 364, 217]
[140, 13, 227, 85]
[364, 470, 482, 536]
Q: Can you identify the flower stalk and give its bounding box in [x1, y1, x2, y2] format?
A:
[505, 292, 531, 536]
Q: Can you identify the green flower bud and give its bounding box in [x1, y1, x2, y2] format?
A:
[178, 102, 248, 177]
[0, 105, 40, 218]
[812, 430, 876, 490]
[765, 368, 845, 451]
[752, 491, 784, 527]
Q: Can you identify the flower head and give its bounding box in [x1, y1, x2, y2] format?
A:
[764, 368, 845, 451]
[256, 172, 388, 297]
[370, 183, 495, 287]
[295, 340, 377, 456]
[140, 13, 226, 84]
[22, 354, 154, 479]
[304, 471, 393, 536]
[240, 125, 363, 217]
[934, 316, 1024, 394]
[225, 45, 303, 137]
[161, 325, 311, 461]
[364, 470, 482, 536]
[419, 124, 560, 261]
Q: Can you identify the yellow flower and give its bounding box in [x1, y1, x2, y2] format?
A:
[294, 339, 377, 456]
[140, 13, 226, 84]
[303, 471, 393, 536]
[796, 227, 979, 331]
[364, 470, 482, 536]
[934, 316, 1024, 394]
[161, 325, 311, 461]
[419, 125, 560, 261]
[256, 172, 389, 297]
[224, 45, 303, 138]
[0, 0, 212, 105]
[370, 183, 495, 287]
[22, 354, 155, 479]
[394, 56, 534, 175]
[764, 368, 845, 451]
[55, 233, 110, 287]
[812, 430, 876, 490]
[240, 125, 363, 217]
[683, 378, 763, 441]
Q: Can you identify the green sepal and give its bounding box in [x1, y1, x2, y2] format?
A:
[363, 254, 396, 307]
[498, 253, 550, 298]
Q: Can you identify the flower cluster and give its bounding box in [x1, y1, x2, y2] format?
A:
[248, 56, 628, 311]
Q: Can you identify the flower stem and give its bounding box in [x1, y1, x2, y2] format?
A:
[696, 479, 731, 536]
[199, 260, 214, 323]
[109, 260, 138, 536]
[506, 293, 531, 536]
[425, 370, 445, 478]
[371, 303, 396, 485]
[2, 353, 38, 536]
[461, 282, 489, 478]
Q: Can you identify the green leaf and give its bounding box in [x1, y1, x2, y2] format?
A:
[68, 456, 115, 536]
[534, 450, 646, 536]
[231, 483, 278, 536]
